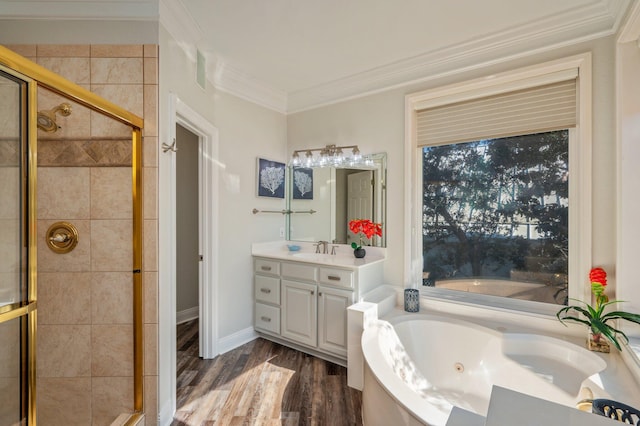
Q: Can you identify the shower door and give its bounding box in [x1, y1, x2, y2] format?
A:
[0, 64, 37, 425]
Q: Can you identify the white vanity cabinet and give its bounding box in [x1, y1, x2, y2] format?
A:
[281, 279, 317, 347]
[254, 259, 281, 335]
[253, 254, 384, 364]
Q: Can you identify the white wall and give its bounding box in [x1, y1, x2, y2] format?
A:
[287, 36, 618, 290]
[617, 39, 640, 336]
[158, 24, 287, 418]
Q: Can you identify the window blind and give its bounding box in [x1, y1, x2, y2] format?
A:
[416, 78, 577, 147]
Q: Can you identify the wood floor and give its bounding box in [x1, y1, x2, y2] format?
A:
[172, 320, 363, 425]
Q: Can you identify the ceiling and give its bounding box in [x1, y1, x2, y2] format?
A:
[0, 0, 633, 112]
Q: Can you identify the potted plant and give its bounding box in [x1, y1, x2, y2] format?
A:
[557, 267, 640, 352]
[348, 219, 382, 258]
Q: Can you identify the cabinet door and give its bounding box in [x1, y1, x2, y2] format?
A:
[281, 280, 317, 347]
[318, 286, 352, 357]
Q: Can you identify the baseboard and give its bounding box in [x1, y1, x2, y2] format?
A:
[217, 326, 258, 355]
[158, 399, 174, 426]
[176, 306, 198, 324]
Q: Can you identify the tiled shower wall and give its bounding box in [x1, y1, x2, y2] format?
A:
[4, 44, 158, 426]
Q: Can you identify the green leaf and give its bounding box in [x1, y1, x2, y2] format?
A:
[601, 311, 640, 325]
[350, 242, 358, 249]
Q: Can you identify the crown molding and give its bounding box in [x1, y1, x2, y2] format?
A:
[617, 0, 640, 43]
[159, 0, 201, 50]
[159, 0, 287, 113]
[287, 0, 629, 113]
[211, 62, 288, 113]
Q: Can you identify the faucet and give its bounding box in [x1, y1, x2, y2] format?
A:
[316, 240, 329, 254]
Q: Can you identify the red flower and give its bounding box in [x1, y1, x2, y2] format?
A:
[589, 267, 607, 287]
[590, 267, 608, 307]
[348, 219, 382, 249]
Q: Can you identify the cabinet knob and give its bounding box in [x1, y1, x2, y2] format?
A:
[260, 316, 271, 322]
[327, 275, 341, 281]
[260, 288, 271, 294]
[319, 292, 323, 296]
[311, 290, 314, 295]
[261, 266, 272, 271]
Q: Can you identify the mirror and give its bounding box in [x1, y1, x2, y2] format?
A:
[287, 152, 387, 247]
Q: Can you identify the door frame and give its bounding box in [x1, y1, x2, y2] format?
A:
[169, 93, 219, 360]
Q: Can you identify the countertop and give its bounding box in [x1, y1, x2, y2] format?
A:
[251, 241, 386, 268]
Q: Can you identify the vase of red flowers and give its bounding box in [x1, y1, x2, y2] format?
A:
[557, 267, 640, 352]
[348, 219, 382, 259]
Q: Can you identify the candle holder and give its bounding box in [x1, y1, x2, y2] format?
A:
[404, 289, 419, 313]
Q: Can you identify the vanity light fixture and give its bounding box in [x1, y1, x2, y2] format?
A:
[291, 144, 369, 167]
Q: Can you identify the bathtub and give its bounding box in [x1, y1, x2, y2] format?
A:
[360, 314, 607, 425]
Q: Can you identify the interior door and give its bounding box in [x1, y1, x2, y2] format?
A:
[346, 170, 374, 245]
[0, 65, 36, 425]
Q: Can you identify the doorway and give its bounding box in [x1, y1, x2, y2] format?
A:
[162, 94, 220, 420]
[176, 124, 200, 329]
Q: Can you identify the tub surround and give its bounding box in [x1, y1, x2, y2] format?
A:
[357, 305, 640, 425]
[251, 241, 386, 365]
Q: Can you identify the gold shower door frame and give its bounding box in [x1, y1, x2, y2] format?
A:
[0, 46, 144, 426]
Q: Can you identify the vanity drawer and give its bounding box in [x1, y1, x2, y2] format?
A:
[255, 258, 280, 276]
[282, 262, 318, 282]
[255, 303, 280, 334]
[319, 267, 353, 288]
[255, 275, 280, 305]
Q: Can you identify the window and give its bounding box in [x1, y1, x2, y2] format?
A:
[422, 131, 569, 305]
[405, 55, 592, 313]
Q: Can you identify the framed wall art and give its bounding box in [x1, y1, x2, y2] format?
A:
[292, 167, 313, 200]
[257, 157, 286, 198]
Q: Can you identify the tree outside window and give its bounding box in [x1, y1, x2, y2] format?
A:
[422, 130, 569, 305]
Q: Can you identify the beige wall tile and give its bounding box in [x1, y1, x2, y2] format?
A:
[38, 219, 91, 273]
[143, 57, 158, 85]
[90, 84, 144, 114]
[91, 324, 133, 376]
[37, 377, 92, 426]
[37, 44, 90, 57]
[91, 376, 134, 426]
[3, 44, 36, 57]
[37, 325, 91, 377]
[38, 88, 92, 139]
[91, 58, 143, 84]
[0, 84, 19, 139]
[143, 84, 157, 137]
[90, 85, 143, 138]
[143, 272, 158, 324]
[38, 167, 90, 219]
[143, 136, 158, 168]
[37, 57, 90, 85]
[143, 220, 157, 272]
[91, 167, 133, 219]
[144, 375, 158, 426]
[38, 272, 92, 325]
[0, 319, 20, 378]
[0, 167, 19, 219]
[0, 378, 20, 425]
[91, 44, 143, 58]
[0, 221, 19, 277]
[92, 272, 132, 325]
[144, 323, 157, 376]
[143, 44, 157, 58]
[91, 220, 132, 272]
[143, 167, 157, 220]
